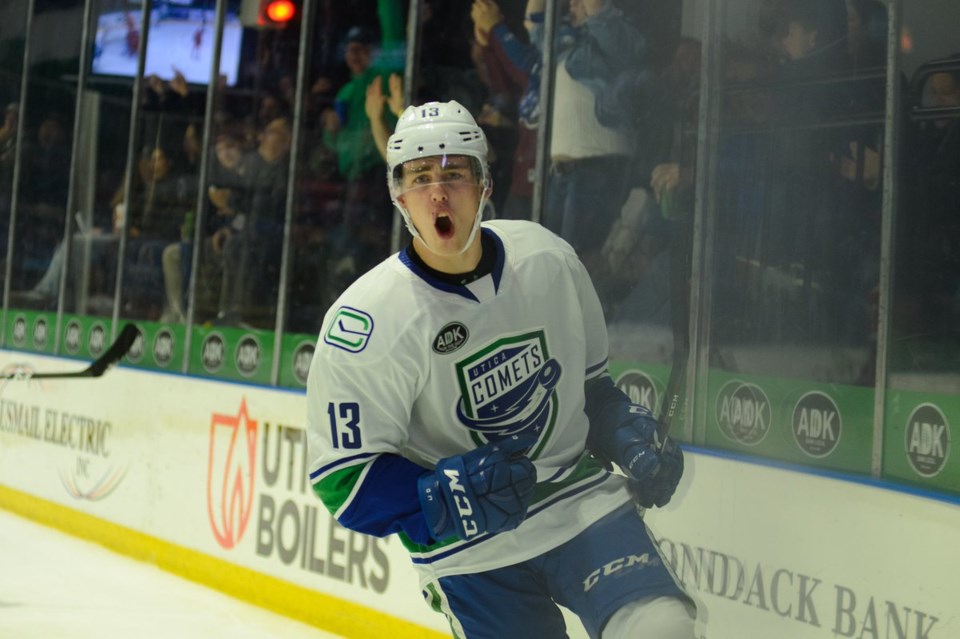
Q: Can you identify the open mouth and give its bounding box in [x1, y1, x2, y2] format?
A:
[435, 215, 454, 239]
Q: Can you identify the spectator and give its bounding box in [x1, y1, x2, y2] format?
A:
[709, 42, 782, 344]
[17, 142, 193, 315]
[772, 0, 849, 74]
[648, 37, 703, 219]
[322, 25, 398, 223]
[536, 0, 650, 309]
[214, 116, 292, 327]
[471, 0, 538, 220]
[603, 37, 703, 325]
[847, 0, 887, 70]
[898, 63, 960, 337]
[0, 103, 16, 256]
[141, 70, 204, 167]
[722, 0, 873, 347]
[122, 143, 197, 317]
[181, 122, 202, 171]
[319, 3, 405, 298]
[255, 92, 288, 131]
[841, 0, 888, 118]
[160, 125, 246, 324]
[15, 112, 72, 289]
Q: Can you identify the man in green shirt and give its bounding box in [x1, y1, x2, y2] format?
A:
[321, 4, 405, 287]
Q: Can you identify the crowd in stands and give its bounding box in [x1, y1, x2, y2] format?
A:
[0, 0, 956, 360]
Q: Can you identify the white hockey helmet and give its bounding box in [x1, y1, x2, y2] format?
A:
[386, 100, 491, 251]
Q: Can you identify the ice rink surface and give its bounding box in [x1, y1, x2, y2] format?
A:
[0, 509, 342, 639]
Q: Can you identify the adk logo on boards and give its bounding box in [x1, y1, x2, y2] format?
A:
[207, 397, 258, 549]
[235, 335, 261, 377]
[12, 315, 27, 346]
[792, 391, 842, 457]
[292, 341, 314, 385]
[153, 329, 174, 367]
[904, 403, 951, 477]
[716, 380, 771, 445]
[88, 323, 106, 356]
[433, 321, 469, 354]
[126, 328, 145, 363]
[64, 320, 82, 354]
[202, 333, 225, 372]
[32, 317, 48, 349]
[615, 370, 660, 413]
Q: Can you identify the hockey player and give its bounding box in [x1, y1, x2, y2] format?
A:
[306, 100, 695, 638]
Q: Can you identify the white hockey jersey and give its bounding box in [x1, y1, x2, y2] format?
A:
[306, 220, 630, 582]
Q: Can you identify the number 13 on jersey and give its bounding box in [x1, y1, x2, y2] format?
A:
[327, 402, 362, 449]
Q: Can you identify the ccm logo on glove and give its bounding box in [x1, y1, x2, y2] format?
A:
[443, 468, 479, 537]
[418, 436, 537, 542]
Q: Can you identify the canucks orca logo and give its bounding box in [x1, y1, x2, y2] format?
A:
[454, 330, 561, 445]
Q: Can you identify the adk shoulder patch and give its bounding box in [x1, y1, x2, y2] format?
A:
[433, 321, 469, 354]
[324, 306, 374, 353]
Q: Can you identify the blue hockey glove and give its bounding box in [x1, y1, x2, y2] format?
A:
[586, 401, 684, 508]
[628, 437, 684, 508]
[418, 436, 537, 542]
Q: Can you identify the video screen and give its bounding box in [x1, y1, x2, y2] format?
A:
[91, 0, 243, 86]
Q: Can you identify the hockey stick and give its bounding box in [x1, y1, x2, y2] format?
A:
[625, 206, 693, 516]
[1, 323, 139, 380]
[536, 214, 692, 484]
[655, 349, 687, 451]
[654, 183, 694, 452]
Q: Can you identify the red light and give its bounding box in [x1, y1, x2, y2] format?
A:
[265, 0, 295, 23]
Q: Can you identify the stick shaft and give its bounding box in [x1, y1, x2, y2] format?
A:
[2, 324, 138, 380]
[655, 206, 694, 449]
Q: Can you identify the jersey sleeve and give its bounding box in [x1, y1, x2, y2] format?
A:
[306, 309, 433, 544]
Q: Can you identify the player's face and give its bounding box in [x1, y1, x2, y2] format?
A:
[397, 154, 485, 265]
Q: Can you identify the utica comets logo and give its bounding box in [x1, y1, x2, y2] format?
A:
[207, 398, 258, 550]
[455, 331, 561, 444]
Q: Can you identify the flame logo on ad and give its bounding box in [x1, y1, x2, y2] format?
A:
[207, 398, 258, 549]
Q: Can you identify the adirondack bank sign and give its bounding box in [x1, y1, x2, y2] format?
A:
[644, 450, 958, 639]
[205, 397, 390, 593]
[659, 537, 940, 639]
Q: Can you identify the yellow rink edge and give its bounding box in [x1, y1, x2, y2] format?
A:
[0, 484, 446, 639]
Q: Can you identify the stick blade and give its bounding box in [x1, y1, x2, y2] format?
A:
[87, 323, 139, 377]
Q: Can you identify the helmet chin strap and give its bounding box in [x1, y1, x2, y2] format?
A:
[395, 201, 421, 241]
[454, 192, 488, 256]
